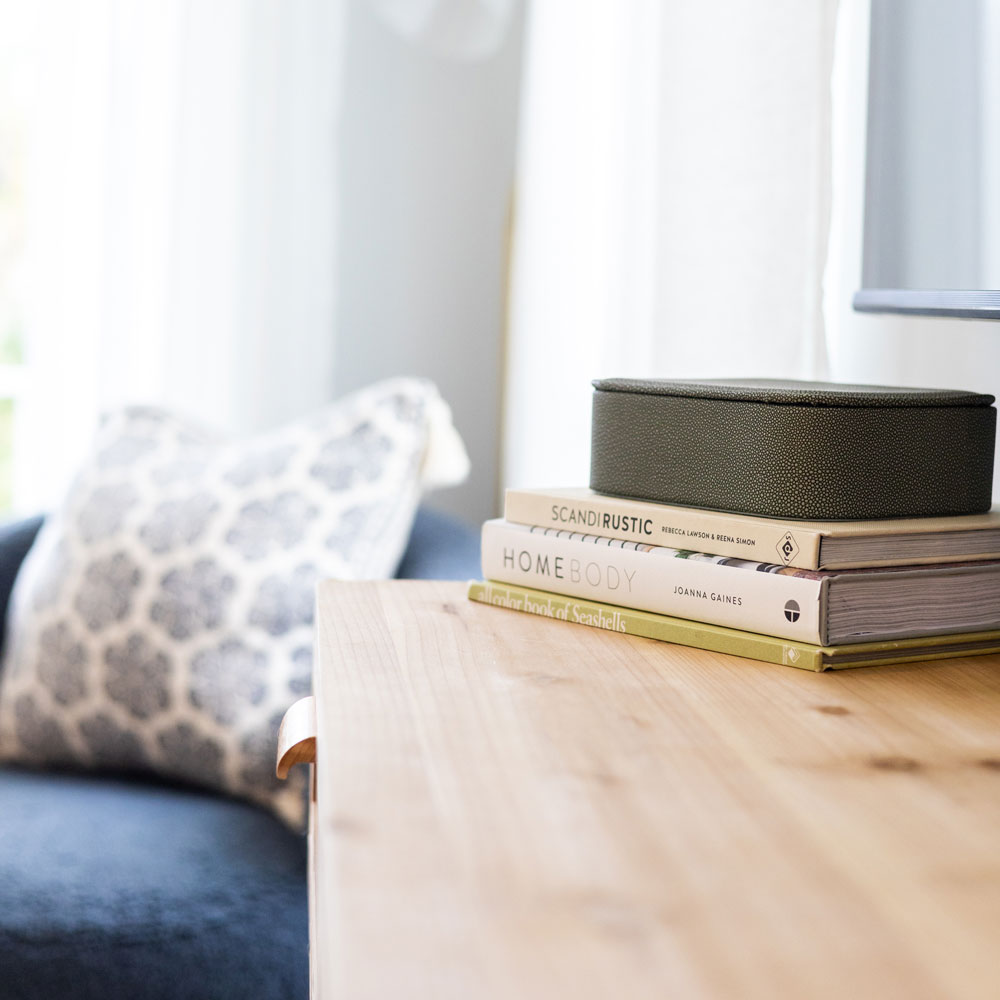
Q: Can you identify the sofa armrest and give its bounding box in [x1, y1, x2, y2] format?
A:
[394, 507, 481, 580]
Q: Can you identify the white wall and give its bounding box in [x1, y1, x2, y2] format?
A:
[333, 0, 524, 525]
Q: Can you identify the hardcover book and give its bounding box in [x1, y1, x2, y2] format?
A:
[504, 487, 1000, 570]
[480, 519, 1000, 646]
[467, 580, 1000, 671]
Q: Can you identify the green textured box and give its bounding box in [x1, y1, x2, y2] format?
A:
[589, 378, 996, 520]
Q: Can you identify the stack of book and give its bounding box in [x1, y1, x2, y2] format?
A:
[468, 487, 1000, 670]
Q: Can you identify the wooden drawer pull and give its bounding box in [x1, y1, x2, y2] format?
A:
[276, 696, 317, 779]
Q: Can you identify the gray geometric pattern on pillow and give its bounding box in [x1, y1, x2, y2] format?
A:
[0, 378, 460, 827]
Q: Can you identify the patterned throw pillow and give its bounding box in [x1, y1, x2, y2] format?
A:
[0, 378, 468, 827]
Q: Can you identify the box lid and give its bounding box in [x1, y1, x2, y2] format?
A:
[591, 378, 996, 408]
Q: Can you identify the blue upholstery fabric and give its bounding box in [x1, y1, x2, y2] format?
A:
[0, 507, 482, 1000]
[0, 768, 308, 1000]
[395, 506, 481, 580]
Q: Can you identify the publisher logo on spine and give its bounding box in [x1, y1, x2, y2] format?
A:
[784, 600, 801, 623]
[776, 531, 800, 565]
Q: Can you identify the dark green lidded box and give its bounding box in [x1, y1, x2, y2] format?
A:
[590, 378, 997, 520]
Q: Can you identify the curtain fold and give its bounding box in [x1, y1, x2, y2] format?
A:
[14, 0, 517, 515]
[18, 0, 343, 511]
[503, 0, 840, 491]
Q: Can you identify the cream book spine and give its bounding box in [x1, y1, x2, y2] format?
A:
[481, 520, 827, 644]
[504, 488, 823, 568]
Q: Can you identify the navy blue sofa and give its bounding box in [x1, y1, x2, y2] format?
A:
[0, 509, 481, 1000]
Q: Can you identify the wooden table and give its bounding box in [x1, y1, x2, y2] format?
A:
[289, 580, 1000, 999]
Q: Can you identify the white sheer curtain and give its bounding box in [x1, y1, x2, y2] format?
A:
[17, 0, 343, 512]
[503, 0, 840, 490]
[13, 0, 515, 515]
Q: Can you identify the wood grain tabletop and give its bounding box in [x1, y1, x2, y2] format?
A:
[310, 580, 1000, 1000]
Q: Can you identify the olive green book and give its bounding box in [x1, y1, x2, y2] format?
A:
[467, 580, 1000, 671]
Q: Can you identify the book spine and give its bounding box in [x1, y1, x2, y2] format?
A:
[481, 520, 826, 644]
[504, 489, 823, 569]
[467, 580, 827, 670]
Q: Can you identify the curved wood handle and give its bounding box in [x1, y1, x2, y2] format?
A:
[276, 696, 317, 779]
